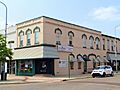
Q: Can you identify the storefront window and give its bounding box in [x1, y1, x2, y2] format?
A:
[19, 60, 32, 73]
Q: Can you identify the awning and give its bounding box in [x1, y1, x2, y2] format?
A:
[77, 56, 84, 62]
[69, 56, 77, 62]
[13, 46, 59, 60]
[103, 57, 109, 62]
[90, 58, 99, 63]
[97, 57, 104, 63]
[107, 54, 120, 60]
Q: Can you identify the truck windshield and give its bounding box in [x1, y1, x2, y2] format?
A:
[95, 66, 105, 69]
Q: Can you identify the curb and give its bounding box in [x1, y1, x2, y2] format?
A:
[62, 76, 92, 81]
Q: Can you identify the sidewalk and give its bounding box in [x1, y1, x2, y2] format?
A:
[0, 72, 119, 85]
[0, 73, 91, 84]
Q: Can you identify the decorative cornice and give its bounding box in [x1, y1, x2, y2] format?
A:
[15, 44, 56, 50]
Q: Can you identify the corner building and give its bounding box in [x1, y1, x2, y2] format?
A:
[13, 16, 120, 76]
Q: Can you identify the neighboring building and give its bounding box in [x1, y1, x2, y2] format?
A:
[11, 16, 120, 76]
[102, 34, 120, 71]
[0, 25, 16, 74]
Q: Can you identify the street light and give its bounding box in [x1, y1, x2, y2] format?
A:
[0, 1, 8, 80]
[114, 25, 120, 73]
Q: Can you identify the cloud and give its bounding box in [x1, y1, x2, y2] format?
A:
[90, 6, 120, 21]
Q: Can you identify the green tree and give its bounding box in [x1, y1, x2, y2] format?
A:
[0, 34, 13, 80]
[0, 34, 13, 60]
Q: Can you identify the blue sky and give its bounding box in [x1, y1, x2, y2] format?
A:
[1, 0, 120, 36]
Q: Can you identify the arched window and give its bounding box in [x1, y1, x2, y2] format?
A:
[19, 30, 24, 47]
[89, 36, 94, 49]
[82, 34, 87, 48]
[107, 39, 110, 51]
[55, 28, 62, 45]
[26, 29, 32, 45]
[103, 39, 105, 50]
[68, 31, 74, 46]
[34, 27, 40, 44]
[111, 40, 114, 51]
[95, 37, 100, 50]
[69, 54, 75, 69]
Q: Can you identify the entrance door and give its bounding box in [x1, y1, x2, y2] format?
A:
[35, 59, 54, 75]
[84, 61, 87, 72]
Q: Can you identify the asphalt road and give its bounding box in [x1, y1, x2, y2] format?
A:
[0, 75, 120, 90]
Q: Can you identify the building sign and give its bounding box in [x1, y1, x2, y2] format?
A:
[57, 45, 73, 53]
[59, 60, 67, 67]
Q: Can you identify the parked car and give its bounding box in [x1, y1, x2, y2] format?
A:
[91, 65, 114, 78]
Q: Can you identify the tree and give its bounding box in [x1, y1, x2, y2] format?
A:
[0, 34, 13, 80]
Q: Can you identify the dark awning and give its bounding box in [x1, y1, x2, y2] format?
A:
[107, 54, 120, 61]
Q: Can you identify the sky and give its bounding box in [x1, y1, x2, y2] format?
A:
[1, 0, 120, 37]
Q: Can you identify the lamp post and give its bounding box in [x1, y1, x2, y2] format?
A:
[0, 1, 7, 80]
[68, 55, 70, 78]
[114, 25, 120, 73]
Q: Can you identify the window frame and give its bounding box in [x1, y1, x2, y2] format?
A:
[95, 37, 100, 50]
[82, 34, 87, 48]
[19, 30, 24, 47]
[68, 31, 74, 46]
[89, 36, 94, 49]
[33, 26, 40, 44]
[55, 28, 62, 45]
[26, 29, 32, 46]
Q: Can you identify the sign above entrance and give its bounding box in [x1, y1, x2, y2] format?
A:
[57, 45, 73, 53]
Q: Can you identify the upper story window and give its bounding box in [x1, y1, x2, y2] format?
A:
[107, 39, 110, 51]
[68, 31, 74, 46]
[111, 40, 114, 51]
[55, 28, 62, 45]
[115, 41, 118, 52]
[34, 27, 40, 44]
[89, 36, 94, 49]
[95, 37, 100, 50]
[82, 34, 87, 48]
[26, 29, 32, 46]
[19, 30, 24, 47]
[103, 39, 105, 50]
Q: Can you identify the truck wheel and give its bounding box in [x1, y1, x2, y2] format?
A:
[103, 72, 106, 77]
[110, 72, 114, 77]
[92, 75, 95, 78]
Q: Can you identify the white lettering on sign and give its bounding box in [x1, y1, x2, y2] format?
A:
[57, 45, 73, 52]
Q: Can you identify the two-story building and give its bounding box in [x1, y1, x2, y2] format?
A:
[12, 16, 120, 76]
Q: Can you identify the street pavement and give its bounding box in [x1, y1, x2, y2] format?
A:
[0, 73, 120, 90]
[0, 71, 120, 85]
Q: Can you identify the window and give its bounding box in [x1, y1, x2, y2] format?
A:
[111, 40, 114, 51]
[103, 39, 105, 50]
[95, 37, 100, 50]
[18, 60, 33, 73]
[82, 34, 87, 48]
[19, 31, 24, 47]
[107, 39, 110, 51]
[115, 41, 118, 52]
[55, 28, 62, 45]
[69, 54, 75, 69]
[68, 31, 74, 46]
[26, 29, 32, 45]
[34, 27, 40, 44]
[78, 62, 81, 69]
[89, 36, 94, 49]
